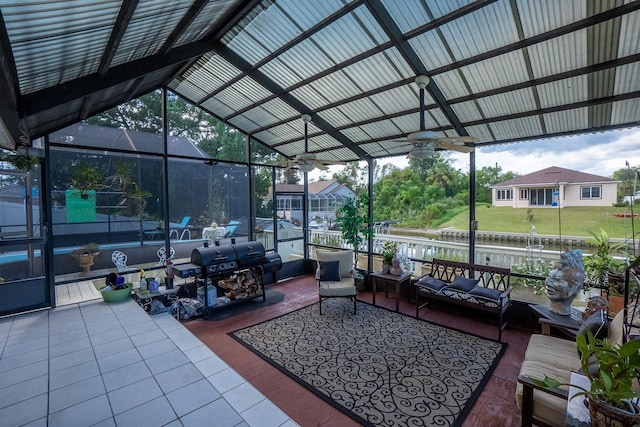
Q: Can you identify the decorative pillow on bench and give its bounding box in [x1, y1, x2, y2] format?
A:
[469, 286, 502, 301]
[417, 276, 448, 292]
[448, 276, 479, 292]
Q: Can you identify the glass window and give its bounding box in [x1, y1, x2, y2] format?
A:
[520, 189, 528, 199]
[581, 186, 601, 199]
[496, 189, 512, 200]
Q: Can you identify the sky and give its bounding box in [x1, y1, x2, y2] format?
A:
[311, 127, 640, 181]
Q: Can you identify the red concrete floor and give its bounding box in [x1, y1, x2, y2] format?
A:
[183, 276, 530, 427]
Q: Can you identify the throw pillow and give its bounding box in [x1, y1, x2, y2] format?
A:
[469, 286, 501, 301]
[578, 309, 609, 340]
[448, 275, 479, 293]
[416, 276, 448, 292]
[318, 260, 341, 282]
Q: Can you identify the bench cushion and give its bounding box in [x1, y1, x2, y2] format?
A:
[469, 286, 501, 300]
[448, 275, 479, 292]
[417, 276, 448, 292]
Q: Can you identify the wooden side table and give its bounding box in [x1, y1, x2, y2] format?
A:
[370, 271, 412, 312]
[529, 303, 582, 338]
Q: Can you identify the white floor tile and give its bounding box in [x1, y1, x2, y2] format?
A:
[49, 347, 96, 373]
[0, 375, 47, 409]
[146, 348, 190, 375]
[49, 375, 105, 413]
[154, 362, 204, 394]
[1, 360, 48, 388]
[113, 395, 177, 427]
[2, 336, 48, 358]
[102, 360, 152, 392]
[0, 394, 48, 427]
[166, 378, 221, 417]
[0, 347, 48, 373]
[194, 353, 228, 377]
[241, 399, 291, 427]
[49, 359, 100, 390]
[98, 347, 142, 373]
[48, 394, 113, 427]
[92, 336, 135, 359]
[136, 337, 179, 359]
[206, 367, 245, 393]
[223, 382, 265, 414]
[183, 344, 216, 364]
[49, 336, 92, 358]
[179, 398, 243, 427]
[108, 376, 163, 415]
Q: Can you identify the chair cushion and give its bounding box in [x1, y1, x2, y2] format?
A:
[469, 286, 501, 300]
[416, 276, 448, 292]
[319, 281, 356, 297]
[448, 276, 479, 292]
[316, 250, 353, 277]
[318, 260, 341, 282]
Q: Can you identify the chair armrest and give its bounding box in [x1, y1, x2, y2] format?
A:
[518, 374, 569, 427]
[518, 375, 569, 400]
[499, 286, 512, 300]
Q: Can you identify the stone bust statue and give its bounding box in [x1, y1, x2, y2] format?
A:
[545, 249, 585, 315]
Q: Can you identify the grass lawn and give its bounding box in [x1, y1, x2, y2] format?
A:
[442, 205, 639, 239]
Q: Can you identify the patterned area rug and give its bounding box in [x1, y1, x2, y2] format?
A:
[230, 300, 507, 427]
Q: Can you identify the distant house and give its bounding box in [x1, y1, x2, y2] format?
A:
[491, 166, 619, 208]
[268, 180, 356, 224]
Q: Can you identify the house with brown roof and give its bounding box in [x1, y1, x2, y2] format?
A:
[490, 166, 619, 208]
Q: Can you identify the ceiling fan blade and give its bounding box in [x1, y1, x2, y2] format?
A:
[437, 136, 478, 144]
[436, 141, 475, 153]
[312, 160, 328, 170]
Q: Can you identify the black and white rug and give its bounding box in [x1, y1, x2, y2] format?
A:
[230, 299, 506, 427]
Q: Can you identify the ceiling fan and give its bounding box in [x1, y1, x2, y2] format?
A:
[396, 75, 477, 159]
[288, 114, 345, 172]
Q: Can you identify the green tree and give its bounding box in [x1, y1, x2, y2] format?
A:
[475, 164, 517, 203]
[613, 166, 638, 202]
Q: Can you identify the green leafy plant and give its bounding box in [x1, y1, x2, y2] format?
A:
[533, 329, 640, 413]
[381, 241, 398, 265]
[70, 163, 104, 195]
[583, 228, 626, 293]
[337, 194, 374, 268]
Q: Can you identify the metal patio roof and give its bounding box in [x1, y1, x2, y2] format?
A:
[1, 0, 639, 164]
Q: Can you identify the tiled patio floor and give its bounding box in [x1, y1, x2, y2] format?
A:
[0, 297, 299, 427]
[1, 274, 534, 427]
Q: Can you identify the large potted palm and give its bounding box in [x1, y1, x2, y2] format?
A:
[337, 194, 374, 287]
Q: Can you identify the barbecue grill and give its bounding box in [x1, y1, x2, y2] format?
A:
[174, 240, 279, 279]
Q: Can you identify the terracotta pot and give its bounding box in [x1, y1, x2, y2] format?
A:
[588, 397, 640, 427]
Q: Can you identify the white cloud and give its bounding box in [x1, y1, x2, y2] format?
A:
[378, 128, 640, 178]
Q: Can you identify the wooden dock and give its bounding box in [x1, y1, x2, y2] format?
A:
[55, 280, 102, 306]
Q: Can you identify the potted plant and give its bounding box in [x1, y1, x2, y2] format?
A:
[70, 242, 101, 273]
[583, 228, 626, 295]
[337, 194, 374, 272]
[381, 240, 398, 274]
[533, 328, 640, 427]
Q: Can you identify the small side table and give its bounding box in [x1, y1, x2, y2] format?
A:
[370, 271, 412, 312]
[529, 303, 582, 338]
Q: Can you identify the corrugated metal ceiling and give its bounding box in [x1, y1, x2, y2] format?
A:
[0, 0, 638, 161]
